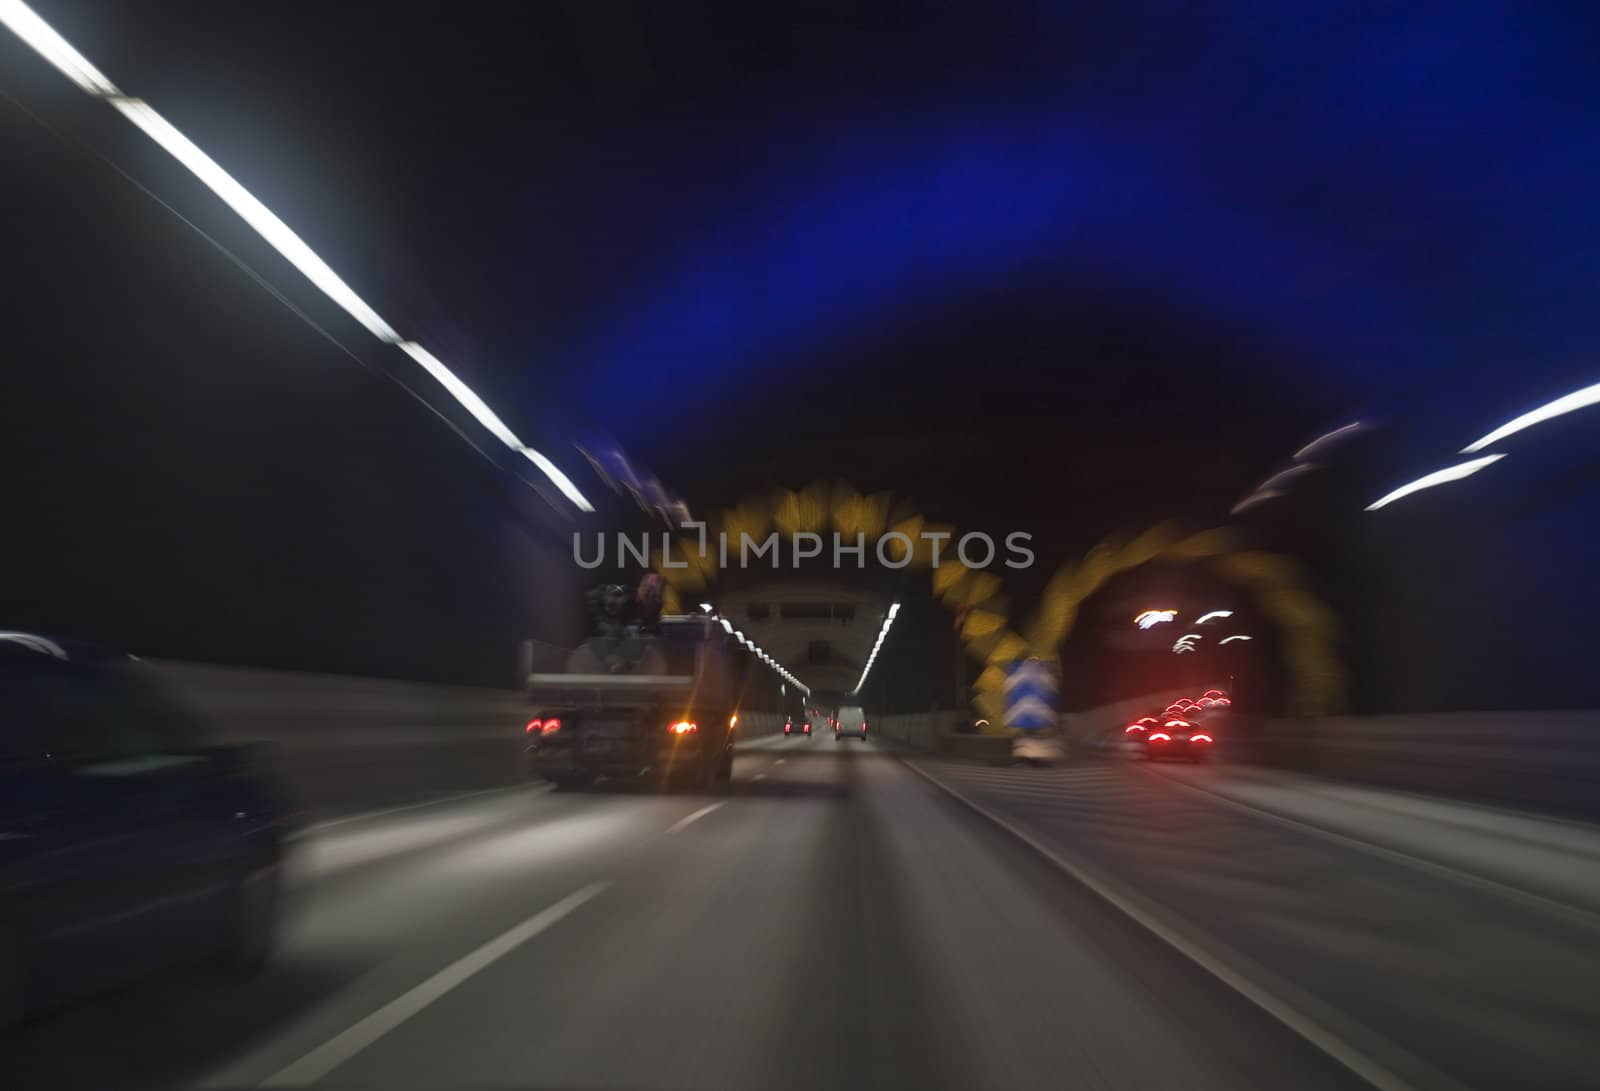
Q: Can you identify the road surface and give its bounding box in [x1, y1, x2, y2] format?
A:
[4, 737, 1366, 1090]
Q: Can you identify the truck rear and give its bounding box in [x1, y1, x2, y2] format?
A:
[523, 616, 741, 791]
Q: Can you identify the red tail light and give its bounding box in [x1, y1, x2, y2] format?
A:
[1191, 733, 1213, 743]
[1149, 732, 1172, 742]
[669, 720, 697, 735]
[1124, 724, 1147, 734]
[1164, 719, 1192, 729]
[528, 718, 561, 734]
[526, 719, 540, 734]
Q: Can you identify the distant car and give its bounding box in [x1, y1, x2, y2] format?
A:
[0, 634, 295, 1024]
[835, 703, 868, 741]
[1123, 715, 1160, 737]
[784, 716, 812, 737]
[1142, 717, 1215, 762]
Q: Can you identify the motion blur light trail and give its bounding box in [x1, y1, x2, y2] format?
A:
[1364, 454, 1506, 512]
[1461, 380, 1600, 454]
[0, 0, 592, 513]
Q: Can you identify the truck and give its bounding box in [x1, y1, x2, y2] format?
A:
[523, 612, 746, 791]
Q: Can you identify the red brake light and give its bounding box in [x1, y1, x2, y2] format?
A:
[529, 718, 561, 734]
[1124, 724, 1147, 734]
[670, 720, 697, 735]
[1191, 733, 1213, 743]
[1164, 719, 1192, 729]
[1149, 732, 1172, 742]
[526, 719, 540, 734]
[541, 718, 561, 735]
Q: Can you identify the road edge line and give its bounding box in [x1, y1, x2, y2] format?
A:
[1146, 766, 1600, 933]
[899, 758, 1460, 1091]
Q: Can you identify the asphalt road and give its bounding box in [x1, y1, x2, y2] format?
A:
[3, 736, 1364, 1090]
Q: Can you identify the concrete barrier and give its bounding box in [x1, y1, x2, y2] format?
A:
[1230, 711, 1600, 819]
[872, 710, 967, 752]
[154, 659, 789, 816]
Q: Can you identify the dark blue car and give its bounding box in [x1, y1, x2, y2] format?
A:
[0, 633, 294, 1024]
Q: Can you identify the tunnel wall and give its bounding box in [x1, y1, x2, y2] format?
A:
[157, 659, 788, 817]
[1227, 711, 1600, 820]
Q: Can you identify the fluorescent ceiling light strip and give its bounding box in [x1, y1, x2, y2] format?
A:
[1461, 382, 1600, 454]
[110, 98, 400, 343]
[517, 447, 595, 512]
[1, 3, 591, 512]
[1365, 454, 1505, 511]
[399, 343, 519, 447]
[0, 0, 120, 95]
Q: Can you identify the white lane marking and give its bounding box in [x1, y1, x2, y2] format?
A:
[290, 785, 541, 840]
[665, 801, 727, 834]
[259, 882, 609, 1087]
[753, 773, 767, 781]
[900, 759, 1451, 1091]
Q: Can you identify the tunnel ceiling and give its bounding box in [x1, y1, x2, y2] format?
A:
[10, 1, 1600, 691]
[36, 0, 1600, 538]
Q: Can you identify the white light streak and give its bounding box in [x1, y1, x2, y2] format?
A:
[1365, 454, 1506, 511]
[1230, 490, 1284, 515]
[112, 98, 401, 343]
[399, 343, 518, 447]
[1195, 611, 1232, 625]
[1135, 609, 1177, 630]
[517, 447, 595, 512]
[852, 603, 899, 694]
[1219, 635, 1252, 644]
[1294, 421, 1366, 462]
[1256, 464, 1316, 492]
[0, 631, 68, 659]
[0, 0, 120, 95]
[0, 2, 593, 512]
[1462, 381, 1600, 453]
